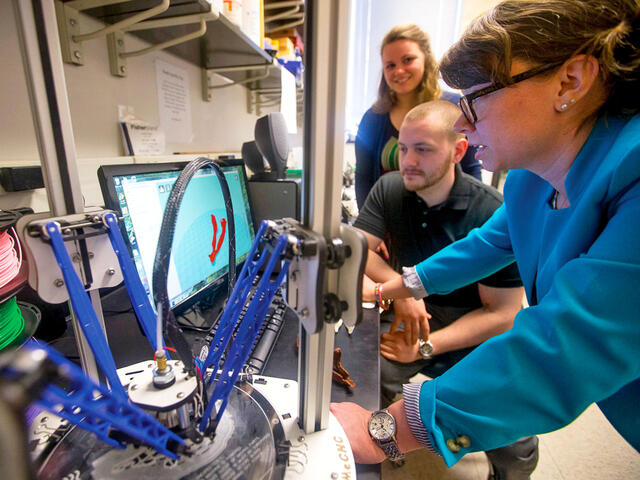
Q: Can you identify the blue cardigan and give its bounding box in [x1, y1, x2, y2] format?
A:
[413, 114, 640, 465]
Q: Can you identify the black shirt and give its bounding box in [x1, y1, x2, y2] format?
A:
[355, 166, 522, 331]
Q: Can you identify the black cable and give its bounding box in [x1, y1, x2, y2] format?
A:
[176, 307, 214, 333]
[152, 158, 236, 375]
[176, 321, 212, 333]
[0, 209, 30, 230]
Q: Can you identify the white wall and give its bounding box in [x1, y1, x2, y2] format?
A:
[0, 3, 272, 212]
[460, 0, 503, 32]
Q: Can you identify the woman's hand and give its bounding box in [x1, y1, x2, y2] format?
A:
[329, 402, 386, 464]
[362, 275, 377, 302]
[380, 330, 421, 363]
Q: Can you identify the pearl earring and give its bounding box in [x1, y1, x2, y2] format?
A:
[560, 103, 568, 111]
[569, 98, 576, 104]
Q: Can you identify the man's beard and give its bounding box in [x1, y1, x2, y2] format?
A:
[402, 156, 452, 192]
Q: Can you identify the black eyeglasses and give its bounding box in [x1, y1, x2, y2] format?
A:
[459, 62, 564, 124]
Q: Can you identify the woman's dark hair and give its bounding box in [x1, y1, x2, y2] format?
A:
[440, 0, 640, 116]
[372, 24, 441, 114]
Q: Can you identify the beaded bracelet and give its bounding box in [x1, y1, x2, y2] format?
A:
[374, 282, 391, 310]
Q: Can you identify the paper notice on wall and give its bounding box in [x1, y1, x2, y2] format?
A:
[155, 60, 192, 143]
[121, 122, 165, 155]
[118, 105, 165, 155]
[280, 68, 297, 134]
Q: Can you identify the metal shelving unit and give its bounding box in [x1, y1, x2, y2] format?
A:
[58, 0, 292, 99]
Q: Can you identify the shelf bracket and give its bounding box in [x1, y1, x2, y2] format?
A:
[265, 5, 301, 23]
[247, 89, 280, 115]
[266, 14, 304, 34]
[246, 85, 302, 118]
[55, 0, 170, 65]
[107, 11, 214, 77]
[202, 64, 273, 102]
[264, 0, 304, 34]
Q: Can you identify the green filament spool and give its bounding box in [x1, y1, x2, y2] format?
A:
[0, 296, 25, 350]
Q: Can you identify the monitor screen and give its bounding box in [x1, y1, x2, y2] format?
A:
[98, 160, 255, 312]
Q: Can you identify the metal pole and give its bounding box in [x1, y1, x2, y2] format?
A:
[12, 0, 101, 381]
[298, 0, 351, 433]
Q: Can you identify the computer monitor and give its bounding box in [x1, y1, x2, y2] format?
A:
[98, 160, 255, 314]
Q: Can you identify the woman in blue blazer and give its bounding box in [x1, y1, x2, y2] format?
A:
[333, 0, 640, 470]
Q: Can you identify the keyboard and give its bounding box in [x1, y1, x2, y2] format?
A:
[199, 286, 289, 374]
[245, 288, 288, 373]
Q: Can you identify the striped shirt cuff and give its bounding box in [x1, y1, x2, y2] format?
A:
[402, 383, 438, 454]
[402, 266, 428, 299]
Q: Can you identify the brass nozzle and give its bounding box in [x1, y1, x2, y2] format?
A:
[155, 349, 167, 371]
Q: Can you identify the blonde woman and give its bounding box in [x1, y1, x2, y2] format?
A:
[355, 24, 482, 208]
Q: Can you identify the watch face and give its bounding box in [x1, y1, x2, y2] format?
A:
[368, 411, 396, 440]
[419, 340, 433, 357]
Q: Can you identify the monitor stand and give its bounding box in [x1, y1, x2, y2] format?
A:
[172, 279, 231, 332]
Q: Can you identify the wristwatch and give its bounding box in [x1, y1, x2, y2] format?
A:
[368, 409, 406, 464]
[419, 339, 434, 360]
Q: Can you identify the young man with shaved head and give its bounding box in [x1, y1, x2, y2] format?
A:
[354, 101, 537, 478]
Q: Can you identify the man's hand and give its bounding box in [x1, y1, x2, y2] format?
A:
[380, 330, 421, 363]
[362, 275, 377, 302]
[391, 297, 431, 345]
[329, 402, 386, 464]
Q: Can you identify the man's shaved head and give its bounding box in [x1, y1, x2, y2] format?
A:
[403, 100, 463, 142]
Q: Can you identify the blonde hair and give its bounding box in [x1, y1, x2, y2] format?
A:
[440, 0, 640, 116]
[372, 24, 441, 114]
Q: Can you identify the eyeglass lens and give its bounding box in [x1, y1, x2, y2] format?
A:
[459, 98, 474, 124]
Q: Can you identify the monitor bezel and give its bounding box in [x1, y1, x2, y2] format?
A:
[97, 158, 256, 316]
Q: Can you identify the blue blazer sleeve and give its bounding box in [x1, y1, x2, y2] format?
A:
[415, 204, 516, 296]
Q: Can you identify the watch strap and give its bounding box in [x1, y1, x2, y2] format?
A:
[377, 437, 405, 464]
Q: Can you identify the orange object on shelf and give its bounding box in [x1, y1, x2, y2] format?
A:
[271, 36, 295, 58]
